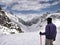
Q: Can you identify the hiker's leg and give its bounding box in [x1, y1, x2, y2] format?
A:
[50, 40, 53, 45]
[45, 39, 50, 45]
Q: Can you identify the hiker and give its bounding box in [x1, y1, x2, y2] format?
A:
[40, 17, 57, 45]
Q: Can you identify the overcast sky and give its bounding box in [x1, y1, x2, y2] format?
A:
[0, 0, 60, 15]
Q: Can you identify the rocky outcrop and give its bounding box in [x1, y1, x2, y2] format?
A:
[0, 8, 23, 33]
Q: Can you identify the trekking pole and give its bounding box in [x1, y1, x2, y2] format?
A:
[40, 35, 42, 45]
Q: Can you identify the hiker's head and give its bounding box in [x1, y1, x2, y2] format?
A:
[47, 17, 52, 24]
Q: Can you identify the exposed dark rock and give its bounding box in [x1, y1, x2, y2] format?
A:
[0, 7, 23, 33]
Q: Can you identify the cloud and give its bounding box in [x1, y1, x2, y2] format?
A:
[52, 2, 59, 5]
[11, 0, 51, 10]
[0, 0, 13, 5]
[0, 0, 60, 11]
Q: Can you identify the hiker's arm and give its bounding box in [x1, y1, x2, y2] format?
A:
[40, 32, 46, 35]
[45, 25, 50, 35]
[40, 25, 49, 35]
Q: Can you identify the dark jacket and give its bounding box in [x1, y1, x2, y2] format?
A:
[40, 23, 57, 41]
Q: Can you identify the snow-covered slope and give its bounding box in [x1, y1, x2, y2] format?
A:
[0, 32, 44, 45]
[0, 31, 60, 45]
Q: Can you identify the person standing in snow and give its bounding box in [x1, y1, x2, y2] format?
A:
[40, 17, 57, 45]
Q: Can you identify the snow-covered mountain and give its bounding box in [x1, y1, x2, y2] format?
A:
[0, 8, 23, 35]
[16, 12, 60, 32]
[0, 8, 60, 34]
